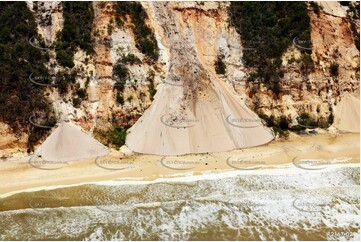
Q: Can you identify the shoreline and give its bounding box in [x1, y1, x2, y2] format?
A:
[0, 162, 359, 199]
[0, 132, 359, 197]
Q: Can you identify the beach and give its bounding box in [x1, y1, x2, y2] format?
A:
[0, 132, 359, 197]
[0, 132, 359, 240]
[0, 140, 359, 240]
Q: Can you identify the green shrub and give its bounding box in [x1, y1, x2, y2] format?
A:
[300, 53, 314, 75]
[330, 62, 339, 77]
[115, 16, 122, 27]
[147, 70, 156, 101]
[346, 2, 360, 51]
[230, 2, 311, 65]
[350, 20, 360, 51]
[347, 1, 360, 19]
[0, 2, 54, 151]
[309, 2, 322, 15]
[108, 24, 113, 35]
[137, 38, 158, 60]
[113, 62, 129, 91]
[108, 127, 127, 149]
[257, 112, 275, 126]
[72, 97, 81, 107]
[229, 2, 311, 94]
[55, 2, 94, 67]
[121, 53, 141, 64]
[56, 71, 76, 94]
[317, 117, 330, 129]
[257, 112, 289, 137]
[339, 2, 350, 7]
[76, 88, 88, 99]
[85, 76, 90, 87]
[279, 115, 290, 130]
[328, 113, 334, 125]
[126, 95, 133, 102]
[139, 91, 146, 102]
[56, 49, 74, 68]
[116, 92, 124, 105]
[94, 126, 127, 149]
[113, 63, 129, 79]
[215, 54, 226, 74]
[289, 125, 306, 132]
[247, 72, 258, 82]
[297, 112, 317, 127]
[116, 2, 159, 61]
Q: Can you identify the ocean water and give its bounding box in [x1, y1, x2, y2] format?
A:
[0, 165, 359, 240]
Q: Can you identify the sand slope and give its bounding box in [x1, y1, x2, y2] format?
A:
[36, 122, 109, 161]
[333, 92, 360, 133]
[316, 1, 347, 18]
[127, 77, 274, 156]
[126, 3, 274, 156]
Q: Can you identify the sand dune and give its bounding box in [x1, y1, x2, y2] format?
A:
[36, 122, 109, 161]
[333, 92, 360, 133]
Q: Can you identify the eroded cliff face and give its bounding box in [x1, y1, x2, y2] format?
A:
[242, 2, 360, 127]
[127, 2, 273, 155]
[144, 1, 359, 131]
[27, 1, 64, 44]
[0, 1, 359, 157]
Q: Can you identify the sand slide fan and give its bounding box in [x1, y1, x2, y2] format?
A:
[34, 104, 109, 162]
[333, 92, 360, 133]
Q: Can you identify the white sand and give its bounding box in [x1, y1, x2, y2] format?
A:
[333, 92, 360, 133]
[316, 1, 347, 18]
[126, 4, 274, 156]
[1, 133, 359, 196]
[36, 122, 109, 161]
[126, 77, 274, 155]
